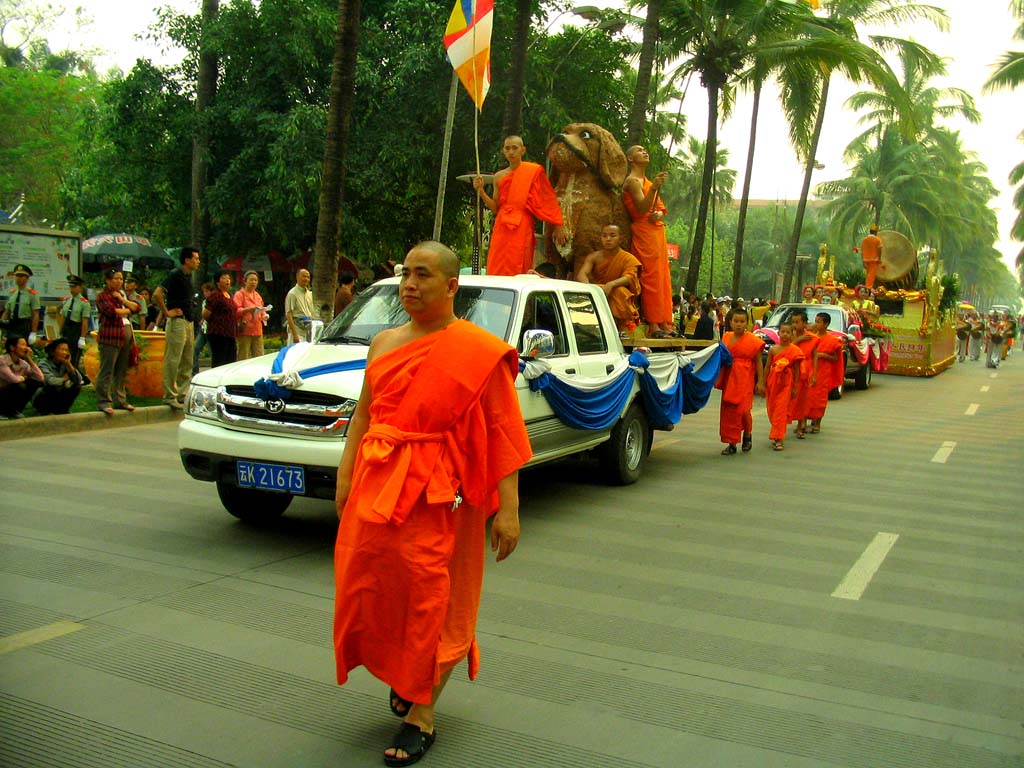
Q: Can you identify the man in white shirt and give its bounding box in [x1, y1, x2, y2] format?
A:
[285, 269, 314, 344]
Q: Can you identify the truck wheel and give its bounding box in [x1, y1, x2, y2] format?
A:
[216, 481, 293, 523]
[854, 363, 871, 390]
[598, 404, 650, 486]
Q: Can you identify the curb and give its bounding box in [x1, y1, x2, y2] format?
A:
[0, 405, 184, 442]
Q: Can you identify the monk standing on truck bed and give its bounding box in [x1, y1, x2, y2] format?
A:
[474, 135, 568, 276]
[332, 241, 532, 766]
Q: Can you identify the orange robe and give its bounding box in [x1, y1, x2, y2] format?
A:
[623, 178, 673, 325]
[486, 161, 564, 276]
[806, 333, 844, 419]
[592, 248, 641, 329]
[333, 321, 532, 704]
[766, 345, 804, 440]
[716, 331, 764, 444]
[788, 335, 819, 423]
[861, 234, 882, 288]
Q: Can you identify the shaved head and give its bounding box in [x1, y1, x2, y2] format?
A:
[408, 241, 460, 279]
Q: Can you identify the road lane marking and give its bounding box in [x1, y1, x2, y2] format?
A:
[831, 532, 900, 601]
[652, 438, 681, 452]
[965, 403, 980, 416]
[930, 441, 957, 463]
[990, 372, 998, 379]
[980, 386, 990, 392]
[0, 621, 85, 655]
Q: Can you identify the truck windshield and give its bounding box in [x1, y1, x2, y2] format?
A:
[318, 284, 516, 345]
[765, 305, 844, 331]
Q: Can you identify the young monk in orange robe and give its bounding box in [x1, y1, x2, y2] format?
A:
[765, 322, 804, 451]
[806, 311, 845, 433]
[576, 224, 641, 331]
[474, 136, 566, 276]
[333, 243, 532, 766]
[788, 309, 818, 438]
[623, 145, 674, 335]
[716, 308, 765, 454]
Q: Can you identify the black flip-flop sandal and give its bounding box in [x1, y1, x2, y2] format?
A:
[389, 688, 412, 718]
[741, 435, 752, 452]
[721, 444, 737, 455]
[384, 722, 436, 767]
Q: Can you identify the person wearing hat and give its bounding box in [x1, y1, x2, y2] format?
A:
[123, 274, 148, 330]
[861, 223, 883, 289]
[2, 264, 40, 343]
[58, 275, 91, 369]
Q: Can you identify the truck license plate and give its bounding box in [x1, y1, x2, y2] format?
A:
[237, 461, 305, 494]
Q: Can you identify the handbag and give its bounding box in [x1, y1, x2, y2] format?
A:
[128, 341, 141, 368]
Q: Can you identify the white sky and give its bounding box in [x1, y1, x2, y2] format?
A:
[49, 1, 1022, 275]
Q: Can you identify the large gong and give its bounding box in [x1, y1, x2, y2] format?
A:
[876, 231, 919, 289]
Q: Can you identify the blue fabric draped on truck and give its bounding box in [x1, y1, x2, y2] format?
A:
[254, 345, 367, 401]
[632, 345, 731, 428]
[519, 358, 637, 430]
[518, 344, 729, 431]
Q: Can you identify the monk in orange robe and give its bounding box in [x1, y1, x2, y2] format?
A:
[575, 224, 641, 331]
[715, 308, 765, 454]
[806, 311, 845, 433]
[474, 136, 567, 276]
[623, 145, 674, 336]
[788, 309, 818, 438]
[333, 242, 532, 765]
[861, 223, 882, 288]
[765, 322, 804, 450]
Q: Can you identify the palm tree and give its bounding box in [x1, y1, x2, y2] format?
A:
[778, 0, 949, 301]
[730, 14, 885, 296]
[502, 0, 533, 137]
[845, 47, 980, 148]
[626, 0, 663, 146]
[658, 0, 839, 296]
[983, 0, 1024, 275]
[312, 0, 361, 322]
[191, 0, 219, 256]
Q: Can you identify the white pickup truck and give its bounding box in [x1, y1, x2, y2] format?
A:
[179, 274, 718, 522]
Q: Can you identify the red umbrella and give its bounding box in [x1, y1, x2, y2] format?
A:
[220, 251, 292, 274]
[290, 250, 360, 277]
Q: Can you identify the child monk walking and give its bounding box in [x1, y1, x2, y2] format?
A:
[807, 311, 844, 433]
[716, 308, 765, 455]
[765, 322, 804, 451]
[788, 310, 818, 439]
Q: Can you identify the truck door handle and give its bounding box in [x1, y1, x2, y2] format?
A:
[565, 368, 576, 375]
[606, 364, 614, 374]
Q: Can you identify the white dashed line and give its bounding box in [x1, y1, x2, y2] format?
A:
[990, 372, 998, 379]
[930, 441, 957, 463]
[980, 386, 990, 392]
[965, 403, 980, 416]
[0, 621, 85, 655]
[831, 532, 900, 600]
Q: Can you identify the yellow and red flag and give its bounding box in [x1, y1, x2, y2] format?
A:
[444, 0, 493, 110]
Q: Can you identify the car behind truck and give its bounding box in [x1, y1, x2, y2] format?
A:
[179, 275, 723, 522]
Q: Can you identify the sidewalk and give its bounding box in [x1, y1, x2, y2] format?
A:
[0, 405, 182, 442]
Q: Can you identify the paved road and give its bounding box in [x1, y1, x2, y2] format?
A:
[1, 357, 1022, 767]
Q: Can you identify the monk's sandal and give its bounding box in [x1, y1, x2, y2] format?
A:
[384, 722, 436, 767]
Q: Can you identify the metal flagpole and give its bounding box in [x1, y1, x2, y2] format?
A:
[471, 0, 482, 275]
[433, 72, 460, 241]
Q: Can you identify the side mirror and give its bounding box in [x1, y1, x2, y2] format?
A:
[522, 329, 555, 359]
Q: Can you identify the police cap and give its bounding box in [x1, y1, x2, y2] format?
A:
[13, 264, 33, 277]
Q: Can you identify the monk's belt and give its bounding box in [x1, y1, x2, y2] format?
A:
[358, 424, 458, 525]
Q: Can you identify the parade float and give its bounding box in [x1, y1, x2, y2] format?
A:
[863, 232, 954, 377]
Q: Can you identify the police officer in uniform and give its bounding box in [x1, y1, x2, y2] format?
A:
[59, 274, 91, 369]
[2, 264, 41, 343]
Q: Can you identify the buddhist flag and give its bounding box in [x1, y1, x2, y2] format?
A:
[444, 0, 493, 111]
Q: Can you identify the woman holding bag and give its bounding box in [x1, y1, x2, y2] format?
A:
[233, 270, 268, 360]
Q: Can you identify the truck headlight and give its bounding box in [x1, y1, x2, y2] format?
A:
[188, 384, 219, 419]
